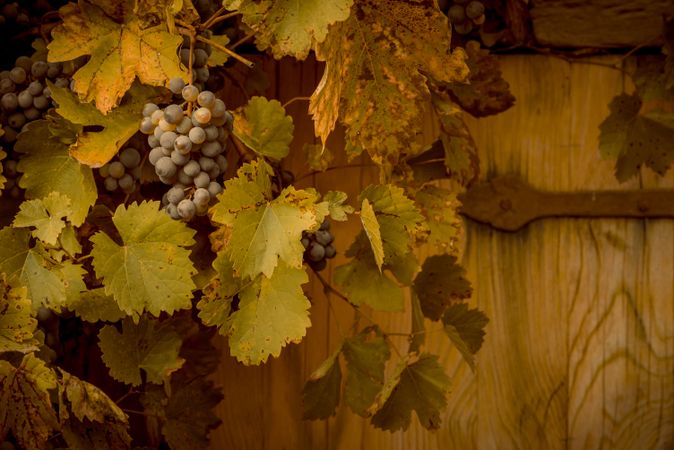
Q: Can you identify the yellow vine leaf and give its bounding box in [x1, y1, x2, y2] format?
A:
[309, 0, 469, 165]
[48, 1, 187, 114]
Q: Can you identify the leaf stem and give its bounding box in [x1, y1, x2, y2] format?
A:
[196, 35, 255, 68]
[231, 31, 255, 50]
[295, 163, 377, 183]
[282, 96, 311, 109]
[201, 7, 238, 30]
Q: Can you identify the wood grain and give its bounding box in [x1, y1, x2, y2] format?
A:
[207, 55, 674, 449]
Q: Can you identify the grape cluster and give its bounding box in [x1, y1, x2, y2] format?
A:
[139, 78, 231, 221]
[2, 157, 22, 198]
[179, 34, 225, 93]
[443, 0, 486, 35]
[98, 146, 142, 194]
[301, 219, 337, 272]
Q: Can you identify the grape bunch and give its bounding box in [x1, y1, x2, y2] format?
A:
[301, 219, 337, 271]
[179, 34, 219, 92]
[98, 146, 143, 194]
[444, 0, 485, 35]
[139, 78, 230, 221]
[2, 156, 22, 198]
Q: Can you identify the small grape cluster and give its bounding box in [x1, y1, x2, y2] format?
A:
[0, 54, 73, 145]
[444, 0, 486, 35]
[98, 147, 142, 194]
[301, 219, 337, 272]
[139, 78, 230, 221]
[2, 157, 22, 199]
[179, 35, 214, 92]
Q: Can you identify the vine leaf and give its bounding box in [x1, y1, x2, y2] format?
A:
[310, 0, 469, 164]
[322, 190, 354, 221]
[0, 354, 59, 450]
[409, 294, 425, 353]
[302, 347, 342, 420]
[370, 353, 450, 431]
[442, 303, 488, 371]
[50, 83, 162, 167]
[13, 192, 73, 246]
[343, 326, 390, 416]
[303, 143, 334, 172]
[599, 92, 674, 182]
[224, 0, 353, 59]
[226, 262, 311, 365]
[57, 369, 129, 424]
[444, 41, 515, 117]
[14, 119, 97, 226]
[413, 254, 472, 321]
[98, 317, 185, 386]
[0, 278, 38, 353]
[415, 185, 462, 252]
[359, 199, 384, 270]
[66, 288, 126, 323]
[233, 96, 294, 160]
[196, 253, 240, 332]
[207, 34, 231, 67]
[48, 1, 186, 114]
[360, 184, 424, 262]
[90, 201, 197, 321]
[141, 378, 223, 450]
[211, 161, 328, 279]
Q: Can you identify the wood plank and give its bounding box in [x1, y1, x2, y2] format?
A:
[530, 0, 674, 48]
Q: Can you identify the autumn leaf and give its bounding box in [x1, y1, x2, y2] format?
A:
[13, 192, 74, 246]
[359, 199, 384, 270]
[322, 190, 354, 221]
[0, 277, 38, 353]
[303, 143, 334, 172]
[224, 0, 353, 59]
[232, 96, 294, 160]
[67, 288, 126, 323]
[310, 0, 468, 165]
[415, 185, 462, 252]
[442, 303, 488, 371]
[413, 254, 472, 321]
[334, 255, 404, 312]
[302, 348, 342, 420]
[48, 1, 186, 113]
[343, 326, 389, 416]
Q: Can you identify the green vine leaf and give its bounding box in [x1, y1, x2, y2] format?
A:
[310, 0, 469, 164]
[413, 254, 472, 321]
[197, 253, 240, 332]
[13, 192, 73, 246]
[207, 34, 231, 66]
[48, 1, 186, 113]
[227, 262, 311, 365]
[211, 161, 328, 279]
[322, 190, 354, 221]
[442, 303, 488, 371]
[90, 201, 197, 321]
[343, 326, 389, 416]
[370, 353, 450, 431]
[50, 82, 163, 167]
[0, 278, 38, 353]
[232, 96, 294, 160]
[98, 317, 185, 386]
[0, 354, 59, 450]
[302, 347, 342, 420]
[223, 0, 353, 59]
[14, 119, 97, 226]
[66, 288, 126, 323]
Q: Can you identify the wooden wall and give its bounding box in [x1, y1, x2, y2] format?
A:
[208, 55, 674, 449]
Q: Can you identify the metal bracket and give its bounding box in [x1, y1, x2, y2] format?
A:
[458, 176, 674, 232]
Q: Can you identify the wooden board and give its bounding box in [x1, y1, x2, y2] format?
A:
[530, 0, 674, 48]
[207, 55, 674, 449]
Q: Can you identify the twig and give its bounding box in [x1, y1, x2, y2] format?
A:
[204, 11, 241, 29]
[196, 35, 255, 68]
[231, 31, 256, 50]
[295, 163, 377, 183]
[282, 96, 311, 109]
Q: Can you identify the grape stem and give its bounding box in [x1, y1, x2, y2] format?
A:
[202, 8, 240, 30]
[231, 31, 256, 50]
[196, 35, 255, 68]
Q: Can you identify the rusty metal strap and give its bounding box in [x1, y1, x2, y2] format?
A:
[458, 176, 674, 232]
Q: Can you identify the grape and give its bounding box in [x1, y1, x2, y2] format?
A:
[176, 116, 193, 134]
[163, 104, 184, 124]
[47, 62, 62, 78]
[118, 173, 135, 191]
[197, 91, 216, 108]
[307, 242, 325, 262]
[174, 135, 192, 154]
[149, 147, 165, 165]
[215, 154, 228, 172]
[17, 90, 32, 109]
[167, 186, 185, 204]
[99, 164, 110, 178]
[108, 161, 125, 179]
[8, 112, 26, 128]
[0, 79, 15, 95]
[315, 230, 334, 246]
[155, 156, 178, 179]
[177, 199, 196, 220]
[148, 135, 160, 148]
[24, 107, 40, 121]
[9, 67, 26, 84]
[201, 141, 222, 157]
[193, 171, 210, 188]
[177, 168, 193, 185]
[140, 117, 155, 134]
[27, 81, 43, 96]
[158, 118, 177, 132]
[171, 150, 190, 166]
[143, 103, 159, 117]
[119, 147, 141, 168]
[211, 99, 226, 117]
[207, 181, 223, 197]
[15, 56, 31, 72]
[319, 219, 330, 231]
[193, 187, 210, 206]
[465, 1, 484, 19]
[198, 156, 216, 172]
[1, 93, 18, 112]
[188, 126, 206, 144]
[453, 21, 473, 34]
[4, 160, 17, 177]
[160, 131, 178, 149]
[42, 87, 51, 99]
[193, 49, 208, 68]
[33, 95, 49, 110]
[324, 245, 336, 259]
[193, 107, 212, 124]
[473, 14, 485, 25]
[169, 77, 185, 94]
[195, 67, 210, 83]
[54, 77, 69, 88]
[281, 170, 295, 186]
[448, 5, 465, 23]
[180, 48, 190, 67]
[183, 160, 201, 177]
[167, 203, 181, 219]
[312, 259, 327, 271]
[204, 125, 219, 141]
[182, 84, 199, 102]
[207, 165, 220, 179]
[104, 176, 118, 191]
[150, 109, 164, 125]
